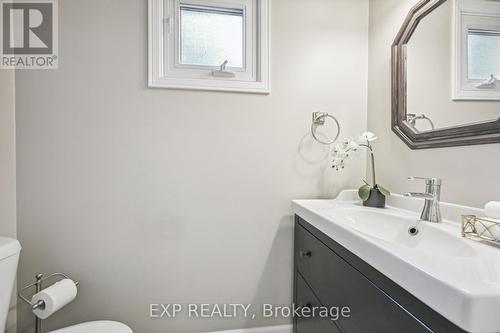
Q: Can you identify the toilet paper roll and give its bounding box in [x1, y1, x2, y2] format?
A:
[485, 201, 500, 220]
[31, 279, 78, 319]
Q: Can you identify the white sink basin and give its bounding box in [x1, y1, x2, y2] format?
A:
[293, 190, 500, 333]
[331, 208, 475, 258]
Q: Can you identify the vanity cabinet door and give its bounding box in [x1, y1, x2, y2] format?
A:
[295, 223, 433, 333]
[295, 272, 342, 333]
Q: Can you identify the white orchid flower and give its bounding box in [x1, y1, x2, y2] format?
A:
[336, 148, 349, 159]
[332, 158, 345, 170]
[332, 157, 344, 165]
[329, 131, 389, 205]
[332, 144, 342, 153]
[347, 140, 359, 151]
[332, 144, 347, 157]
[359, 131, 378, 142]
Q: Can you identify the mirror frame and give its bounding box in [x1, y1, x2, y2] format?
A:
[392, 0, 500, 149]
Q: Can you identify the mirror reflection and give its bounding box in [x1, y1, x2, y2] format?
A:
[406, 0, 500, 132]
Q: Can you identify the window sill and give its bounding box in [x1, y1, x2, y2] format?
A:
[148, 77, 270, 94]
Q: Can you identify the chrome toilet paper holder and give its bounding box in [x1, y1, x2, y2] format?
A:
[18, 272, 79, 333]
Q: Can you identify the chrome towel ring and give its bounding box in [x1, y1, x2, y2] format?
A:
[406, 113, 435, 131]
[311, 112, 341, 145]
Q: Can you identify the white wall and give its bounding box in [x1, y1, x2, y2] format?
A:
[15, 1, 369, 332]
[0, 69, 17, 333]
[368, 0, 500, 208]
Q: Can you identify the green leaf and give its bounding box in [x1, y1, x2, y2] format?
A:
[358, 185, 371, 201]
[377, 185, 391, 197]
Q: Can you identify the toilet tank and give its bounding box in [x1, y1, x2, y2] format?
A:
[0, 238, 21, 332]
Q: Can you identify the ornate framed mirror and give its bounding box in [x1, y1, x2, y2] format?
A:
[392, 0, 500, 149]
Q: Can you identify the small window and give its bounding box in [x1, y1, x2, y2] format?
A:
[179, 4, 244, 68]
[453, 0, 500, 100]
[149, 0, 270, 93]
[467, 29, 500, 80]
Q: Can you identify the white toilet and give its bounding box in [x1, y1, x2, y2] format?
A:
[0, 237, 133, 333]
[0, 237, 20, 332]
[48, 321, 132, 333]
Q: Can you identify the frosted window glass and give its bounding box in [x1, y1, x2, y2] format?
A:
[180, 5, 243, 68]
[468, 30, 500, 80]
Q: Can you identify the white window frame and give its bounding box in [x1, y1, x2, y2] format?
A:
[148, 0, 270, 94]
[452, 0, 500, 100]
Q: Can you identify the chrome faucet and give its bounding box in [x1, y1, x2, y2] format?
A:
[404, 177, 442, 223]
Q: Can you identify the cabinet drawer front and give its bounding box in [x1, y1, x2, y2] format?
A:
[295, 272, 342, 333]
[295, 223, 433, 333]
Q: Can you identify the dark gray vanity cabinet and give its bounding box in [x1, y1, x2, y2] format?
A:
[295, 273, 342, 333]
[293, 216, 467, 333]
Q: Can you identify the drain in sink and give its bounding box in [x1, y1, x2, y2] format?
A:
[408, 226, 419, 236]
